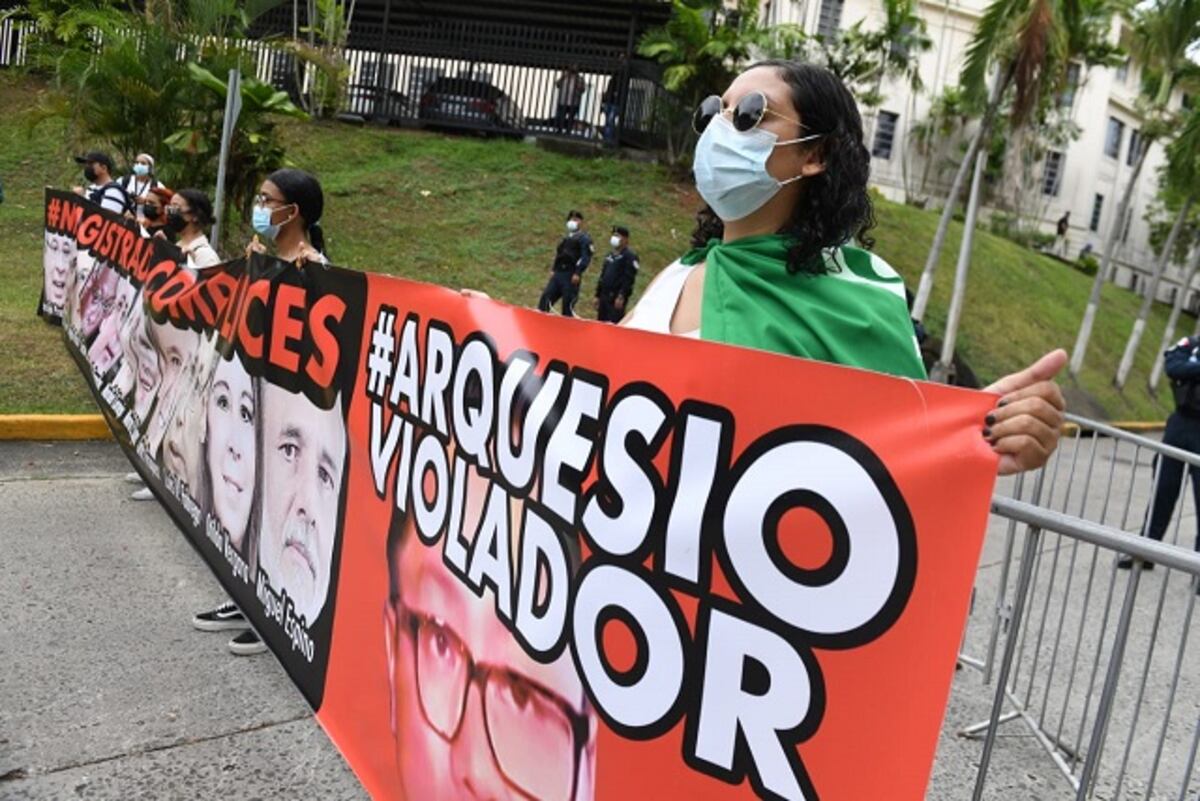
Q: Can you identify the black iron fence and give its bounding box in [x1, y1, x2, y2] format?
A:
[0, 14, 687, 151]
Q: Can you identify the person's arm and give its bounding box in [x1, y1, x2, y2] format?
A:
[618, 253, 639, 304]
[1164, 337, 1200, 381]
[574, 233, 594, 275]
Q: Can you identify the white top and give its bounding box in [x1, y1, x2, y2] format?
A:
[181, 234, 221, 270]
[622, 259, 700, 338]
[121, 174, 161, 201]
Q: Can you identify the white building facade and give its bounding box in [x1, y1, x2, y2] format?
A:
[762, 0, 1195, 308]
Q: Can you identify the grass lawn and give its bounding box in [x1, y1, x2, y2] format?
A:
[0, 71, 1177, 420]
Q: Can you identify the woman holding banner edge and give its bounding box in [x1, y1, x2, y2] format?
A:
[193, 168, 330, 656]
[618, 60, 1066, 475]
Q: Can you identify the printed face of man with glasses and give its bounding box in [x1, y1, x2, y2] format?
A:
[384, 461, 597, 801]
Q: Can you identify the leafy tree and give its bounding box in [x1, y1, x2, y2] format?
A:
[912, 0, 1122, 381]
[1116, 101, 1200, 388]
[23, 0, 304, 247]
[1070, 0, 1200, 376]
[638, 0, 769, 163]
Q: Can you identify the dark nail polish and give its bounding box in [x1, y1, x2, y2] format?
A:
[983, 427, 992, 438]
[985, 414, 996, 426]
[998, 399, 1009, 407]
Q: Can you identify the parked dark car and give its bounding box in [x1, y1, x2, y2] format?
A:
[418, 78, 524, 136]
[344, 83, 413, 124]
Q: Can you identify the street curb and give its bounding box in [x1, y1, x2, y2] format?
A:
[0, 415, 112, 441]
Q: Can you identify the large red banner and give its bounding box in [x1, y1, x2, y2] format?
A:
[46, 189, 998, 799]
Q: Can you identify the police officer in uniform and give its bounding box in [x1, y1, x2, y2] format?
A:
[538, 210, 594, 317]
[595, 225, 639, 323]
[1121, 335, 1200, 582]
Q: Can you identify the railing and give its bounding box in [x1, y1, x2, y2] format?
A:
[0, 15, 687, 150]
[955, 413, 1200, 799]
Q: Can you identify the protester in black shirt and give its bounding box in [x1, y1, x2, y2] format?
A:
[595, 225, 639, 323]
[537, 210, 594, 317]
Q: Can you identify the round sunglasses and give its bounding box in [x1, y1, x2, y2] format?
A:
[692, 90, 807, 135]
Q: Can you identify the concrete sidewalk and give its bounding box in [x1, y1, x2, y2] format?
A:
[3, 438, 1188, 799]
[0, 441, 365, 800]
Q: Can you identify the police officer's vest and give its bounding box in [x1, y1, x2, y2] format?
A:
[554, 235, 585, 272]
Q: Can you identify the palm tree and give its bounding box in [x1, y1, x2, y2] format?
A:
[927, 0, 1119, 380]
[1116, 105, 1200, 388]
[1069, 0, 1200, 377]
[861, 0, 933, 146]
[913, 0, 1122, 325]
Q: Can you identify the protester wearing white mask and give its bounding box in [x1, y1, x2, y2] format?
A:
[620, 60, 1067, 477]
[121, 153, 162, 219]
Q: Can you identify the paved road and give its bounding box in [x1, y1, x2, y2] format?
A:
[2, 437, 1194, 799]
[0, 441, 365, 800]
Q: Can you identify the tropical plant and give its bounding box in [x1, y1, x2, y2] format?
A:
[920, 0, 1122, 381]
[165, 63, 307, 242]
[24, 0, 304, 246]
[909, 86, 976, 199]
[638, 0, 768, 163]
[1116, 103, 1200, 388]
[859, 0, 933, 145]
[283, 0, 358, 119]
[1070, 0, 1200, 377]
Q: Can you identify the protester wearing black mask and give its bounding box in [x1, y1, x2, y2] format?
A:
[138, 187, 172, 237]
[165, 189, 220, 270]
[71, 151, 130, 214]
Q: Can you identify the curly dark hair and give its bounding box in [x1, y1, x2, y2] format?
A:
[691, 60, 876, 275]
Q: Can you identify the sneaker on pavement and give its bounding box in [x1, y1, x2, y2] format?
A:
[192, 601, 248, 632]
[1117, 556, 1155, 571]
[130, 486, 155, 501]
[229, 628, 267, 656]
[123, 472, 143, 485]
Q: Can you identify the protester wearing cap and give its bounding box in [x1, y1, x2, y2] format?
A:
[122, 153, 163, 218]
[595, 224, 639, 323]
[537, 209, 594, 317]
[72, 151, 129, 215]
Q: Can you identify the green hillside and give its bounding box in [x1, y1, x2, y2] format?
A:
[0, 72, 1175, 419]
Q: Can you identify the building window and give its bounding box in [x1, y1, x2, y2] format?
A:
[1059, 63, 1081, 108]
[1090, 193, 1104, 232]
[817, 0, 844, 39]
[1104, 117, 1124, 159]
[1127, 129, 1142, 167]
[872, 111, 899, 159]
[1042, 150, 1064, 196]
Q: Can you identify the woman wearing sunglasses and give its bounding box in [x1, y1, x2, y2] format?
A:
[622, 60, 1065, 475]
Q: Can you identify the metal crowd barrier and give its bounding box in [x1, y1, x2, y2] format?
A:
[957, 413, 1200, 799]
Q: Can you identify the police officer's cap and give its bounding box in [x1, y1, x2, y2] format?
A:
[566, 209, 584, 221]
[612, 225, 630, 238]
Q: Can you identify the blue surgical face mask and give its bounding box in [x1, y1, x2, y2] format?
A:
[133, 163, 150, 177]
[252, 204, 281, 241]
[692, 115, 822, 222]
